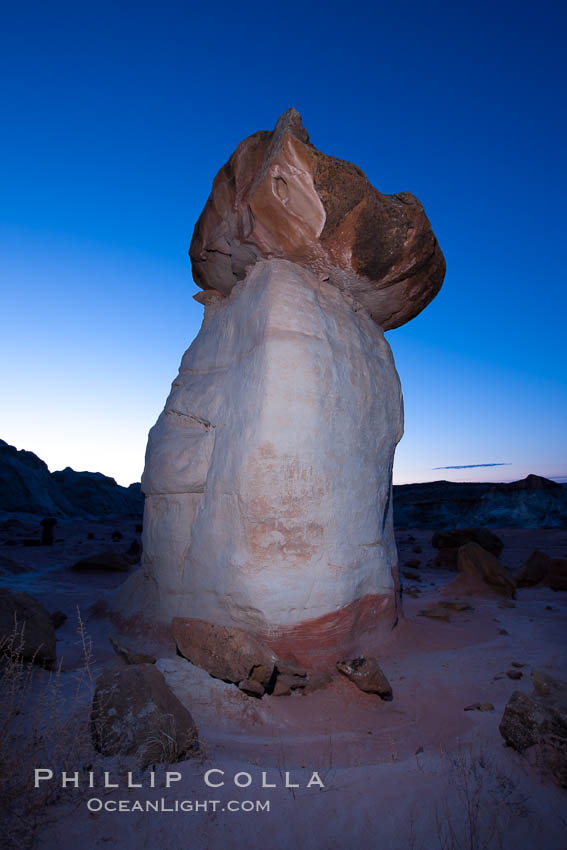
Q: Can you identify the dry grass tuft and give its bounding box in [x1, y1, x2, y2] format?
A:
[0, 607, 97, 849]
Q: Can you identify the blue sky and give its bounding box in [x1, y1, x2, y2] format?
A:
[1, 0, 565, 485]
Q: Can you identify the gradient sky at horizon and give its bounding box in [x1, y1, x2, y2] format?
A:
[1, 1, 566, 486]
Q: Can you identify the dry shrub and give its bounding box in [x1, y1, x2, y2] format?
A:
[433, 744, 529, 850]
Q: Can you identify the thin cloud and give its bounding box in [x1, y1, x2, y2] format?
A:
[433, 463, 512, 470]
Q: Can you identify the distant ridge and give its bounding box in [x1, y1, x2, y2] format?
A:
[393, 475, 566, 529]
[0, 439, 143, 518]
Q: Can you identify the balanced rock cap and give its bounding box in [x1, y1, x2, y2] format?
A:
[190, 108, 445, 330]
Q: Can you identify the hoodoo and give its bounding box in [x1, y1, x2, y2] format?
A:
[129, 110, 445, 669]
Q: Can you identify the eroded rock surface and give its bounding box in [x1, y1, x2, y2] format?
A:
[190, 109, 445, 330]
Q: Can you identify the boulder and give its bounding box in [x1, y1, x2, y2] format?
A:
[517, 549, 552, 586]
[548, 558, 567, 592]
[336, 656, 392, 700]
[190, 108, 445, 331]
[173, 618, 277, 688]
[442, 542, 516, 598]
[109, 635, 156, 665]
[91, 664, 198, 766]
[517, 550, 567, 590]
[499, 670, 567, 786]
[432, 528, 503, 570]
[71, 550, 137, 572]
[0, 588, 56, 665]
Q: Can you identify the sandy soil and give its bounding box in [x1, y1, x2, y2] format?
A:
[1, 520, 566, 849]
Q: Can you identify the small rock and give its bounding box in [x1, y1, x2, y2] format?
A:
[464, 702, 494, 712]
[303, 673, 333, 695]
[404, 559, 421, 569]
[499, 628, 509, 635]
[271, 673, 307, 697]
[111, 530, 123, 541]
[412, 545, 422, 554]
[403, 570, 421, 582]
[336, 656, 392, 700]
[438, 600, 473, 612]
[418, 606, 450, 622]
[507, 670, 523, 680]
[511, 662, 526, 668]
[238, 678, 265, 698]
[249, 664, 276, 685]
[275, 659, 307, 678]
[498, 600, 516, 609]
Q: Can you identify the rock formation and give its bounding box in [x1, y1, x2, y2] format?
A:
[0, 588, 56, 666]
[132, 109, 445, 669]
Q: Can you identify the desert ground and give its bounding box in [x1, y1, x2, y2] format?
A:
[1, 516, 566, 850]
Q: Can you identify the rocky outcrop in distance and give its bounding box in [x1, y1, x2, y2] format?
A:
[393, 475, 566, 529]
[0, 439, 143, 518]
